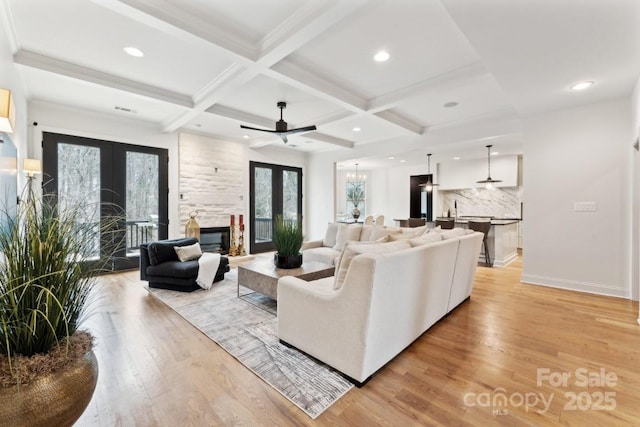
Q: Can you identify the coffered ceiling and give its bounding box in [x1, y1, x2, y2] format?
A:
[2, 0, 639, 159]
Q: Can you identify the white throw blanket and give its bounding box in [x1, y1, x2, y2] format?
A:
[196, 252, 221, 290]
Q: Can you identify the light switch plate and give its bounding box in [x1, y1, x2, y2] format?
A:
[574, 202, 597, 212]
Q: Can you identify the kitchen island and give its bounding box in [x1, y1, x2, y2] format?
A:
[433, 217, 520, 267]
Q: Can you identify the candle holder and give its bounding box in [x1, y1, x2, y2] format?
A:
[238, 225, 247, 256]
[228, 225, 238, 256]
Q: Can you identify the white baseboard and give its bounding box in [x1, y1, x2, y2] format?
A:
[521, 274, 630, 299]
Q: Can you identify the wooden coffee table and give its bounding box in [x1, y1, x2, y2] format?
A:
[237, 258, 334, 300]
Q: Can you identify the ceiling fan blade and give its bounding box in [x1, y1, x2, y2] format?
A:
[240, 124, 274, 132]
[282, 125, 317, 135]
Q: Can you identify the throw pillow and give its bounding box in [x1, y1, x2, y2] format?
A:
[359, 224, 374, 241]
[370, 226, 402, 241]
[388, 232, 416, 241]
[408, 233, 443, 247]
[333, 224, 363, 251]
[323, 222, 342, 248]
[440, 228, 466, 240]
[427, 225, 442, 233]
[174, 242, 203, 262]
[333, 240, 411, 290]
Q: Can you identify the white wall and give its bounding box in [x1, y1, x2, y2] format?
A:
[631, 76, 640, 304]
[522, 98, 633, 298]
[28, 101, 181, 236]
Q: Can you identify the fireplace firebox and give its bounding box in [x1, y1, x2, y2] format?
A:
[199, 226, 230, 255]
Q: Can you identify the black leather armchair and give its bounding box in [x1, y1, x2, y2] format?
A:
[140, 237, 230, 292]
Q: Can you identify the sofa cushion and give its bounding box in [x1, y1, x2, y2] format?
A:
[146, 260, 199, 278]
[323, 222, 342, 248]
[388, 232, 416, 241]
[147, 238, 198, 265]
[303, 246, 341, 266]
[427, 225, 442, 233]
[174, 242, 203, 262]
[359, 225, 374, 241]
[333, 224, 362, 251]
[369, 226, 401, 241]
[334, 240, 412, 290]
[408, 232, 443, 247]
[441, 228, 466, 240]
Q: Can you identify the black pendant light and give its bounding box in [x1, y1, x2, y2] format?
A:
[477, 144, 502, 189]
[419, 153, 439, 192]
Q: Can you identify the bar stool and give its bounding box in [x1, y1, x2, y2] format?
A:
[435, 219, 455, 230]
[468, 220, 492, 266]
[408, 218, 426, 227]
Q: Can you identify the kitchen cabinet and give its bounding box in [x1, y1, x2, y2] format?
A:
[438, 155, 519, 190]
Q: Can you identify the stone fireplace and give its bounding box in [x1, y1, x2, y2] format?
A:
[200, 226, 231, 255]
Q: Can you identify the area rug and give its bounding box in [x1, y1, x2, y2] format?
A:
[146, 269, 353, 419]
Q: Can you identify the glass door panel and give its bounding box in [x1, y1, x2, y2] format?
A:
[282, 169, 299, 219]
[254, 167, 273, 246]
[57, 143, 101, 260]
[126, 151, 159, 256]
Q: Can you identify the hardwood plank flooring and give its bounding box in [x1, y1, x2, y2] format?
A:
[75, 257, 640, 426]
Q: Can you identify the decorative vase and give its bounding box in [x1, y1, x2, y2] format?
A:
[352, 206, 361, 220]
[0, 350, 98, 427]
[274, 252, 303, 269]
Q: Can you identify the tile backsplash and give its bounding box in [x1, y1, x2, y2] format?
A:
[438, 187, 522, 218]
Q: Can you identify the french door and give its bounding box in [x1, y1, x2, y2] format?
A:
[249, 161, 302, 254]
[42, 132, 168, 271]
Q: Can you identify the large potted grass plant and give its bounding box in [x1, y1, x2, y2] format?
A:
[273, 214, 304, 269]
[0, 193, 117, 426]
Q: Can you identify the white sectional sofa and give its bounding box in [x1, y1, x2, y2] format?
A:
[277, 230, 483, 385]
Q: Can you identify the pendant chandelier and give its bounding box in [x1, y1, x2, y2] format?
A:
[420, 153, 439, 192]
[476, 144, 502, 189]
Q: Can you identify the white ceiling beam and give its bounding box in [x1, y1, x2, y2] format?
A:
[206, 105, 274, 128]
[93, 0, 257, 61]
[14, 50, 194, 107]
[373, 110, 425, 135]
[258, 0, 369, 65]
[303, 132, 354, 149]
[367, 62, 490, 113]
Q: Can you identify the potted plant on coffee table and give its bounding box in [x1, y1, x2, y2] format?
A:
[0, 193, 118, 426]
[273, 214, 304, 269]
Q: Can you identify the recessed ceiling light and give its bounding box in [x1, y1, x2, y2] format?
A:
[453, 156, 460, 160]
[194, 123, 202, 128]
[400, 159, 406, 163]
[570, 81, 594, 91]
[289, 144, 297, 148]
[443, 101, 459, 108]
[123, 46, 144, 57]
[243, 135, 249, 139]
[374, 51, 390, 62]
[388, 156, 395, 160]
[352, 127, 361, 132]
[491, 151, 499, 156]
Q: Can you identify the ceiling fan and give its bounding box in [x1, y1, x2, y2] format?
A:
[240, 101, 316, 143]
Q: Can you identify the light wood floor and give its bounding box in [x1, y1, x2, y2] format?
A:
[76, 257, 640, 426]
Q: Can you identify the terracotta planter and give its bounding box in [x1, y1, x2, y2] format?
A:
[0, 350, 98, 427]
[275, 252, 303, 269]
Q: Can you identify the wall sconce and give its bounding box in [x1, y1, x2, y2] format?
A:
[23, 158, 42, 178]
[0, 89, 15, 134]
